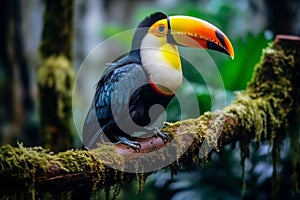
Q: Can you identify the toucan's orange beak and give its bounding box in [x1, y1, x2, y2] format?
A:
[165, 16, 234, 59]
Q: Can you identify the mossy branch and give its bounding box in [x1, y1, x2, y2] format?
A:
[1, 35, 300, 199]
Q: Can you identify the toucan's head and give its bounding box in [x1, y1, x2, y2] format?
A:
[131, 12, 234, 95]
[131, 12, 234, 58]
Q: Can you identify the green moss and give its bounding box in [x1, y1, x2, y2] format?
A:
[0, 144, 63, 198]
[224, 43, 294, 145]
[38, 55, 74, 98]
[198, 111, 226, 152]
[136, 173, 148, 192]
[0, 143, 128, 199]
[57, 149, 104, 173]
[91, 144, 127, 198]
[92, 144, 125, 169]
[225, 44, 294, 142]
[223, 42, 297, 198]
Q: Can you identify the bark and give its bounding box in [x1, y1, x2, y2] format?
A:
[1, 35, 300, 199]
[12, 0, 38, 146]
[0, 1, 15, 143]
[38, 0, 75, 152]
[0, 0, 37, 145]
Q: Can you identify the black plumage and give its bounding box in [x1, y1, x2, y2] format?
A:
[83, 12, 171, 149]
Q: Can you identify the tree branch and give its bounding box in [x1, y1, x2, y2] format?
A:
[1, 35, 300, 199]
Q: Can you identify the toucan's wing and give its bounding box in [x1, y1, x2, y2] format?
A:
[82, 62, 147, 148]
[95, 62, 147, 122]
[82, 103, 104, 148]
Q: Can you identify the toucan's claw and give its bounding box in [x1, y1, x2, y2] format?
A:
[115, 136, 141, 152]
[154, 127, 169, 142]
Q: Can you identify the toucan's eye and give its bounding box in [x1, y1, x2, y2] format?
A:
[158, 25, 165, 33]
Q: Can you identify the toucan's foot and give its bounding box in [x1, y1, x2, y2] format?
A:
[115, 136, 141, 152]
[153, 127, 169, 142]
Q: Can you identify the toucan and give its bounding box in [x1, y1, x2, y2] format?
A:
[83, 12, 234, 151]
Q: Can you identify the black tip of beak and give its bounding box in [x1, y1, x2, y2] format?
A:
[206, 29, 232, 56]
[215, 29, 227, 49]
[206, 40, 231, 56]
